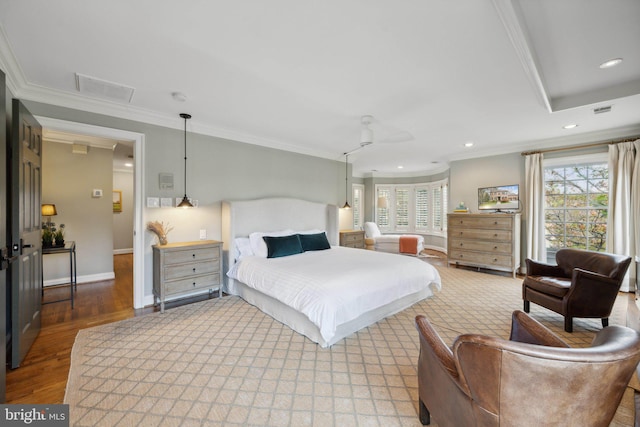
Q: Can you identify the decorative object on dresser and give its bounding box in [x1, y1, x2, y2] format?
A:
[447, 213, 521, 277]
[339, 229, 365, 248]
[153, 240, 223, 312]
[147, 220, 173, 245]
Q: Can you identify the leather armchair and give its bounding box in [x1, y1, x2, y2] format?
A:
[523, 248, 631, 332]
[415, 310, 640, 427]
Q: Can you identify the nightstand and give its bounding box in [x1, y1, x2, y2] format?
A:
[152, 240, 223, 312]
[339, 230, 365, 249]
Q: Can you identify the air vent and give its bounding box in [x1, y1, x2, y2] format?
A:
[75, 73, 135, 103]
[593, 105, 612, 114]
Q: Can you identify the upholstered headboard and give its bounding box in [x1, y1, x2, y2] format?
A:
[221, 198, 339, 286]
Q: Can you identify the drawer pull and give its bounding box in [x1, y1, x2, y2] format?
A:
[459, 243, 464, 247]
[494, 221, 498, 225]
[193, 282, 196, 286]
[193, 267, 197, 272]
[192, 253, 196, 258]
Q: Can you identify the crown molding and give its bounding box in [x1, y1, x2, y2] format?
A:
[0, 25, 338, 163]
[492, 0, 552, 113]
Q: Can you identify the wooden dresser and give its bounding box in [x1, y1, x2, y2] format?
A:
[447, 213, 521, 277]
[339, 230, 365, 249]
[153, 240, 223, 312]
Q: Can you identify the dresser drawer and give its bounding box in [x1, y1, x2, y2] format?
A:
[164, 258, 220, 281]
[449, 228, 512, 241]
[341, 234, 363, 243]
[340, 230, 365, 248]
[449, 238, 512, 254]
[449, 250, 512, 268]
[163, 247, 219, 265]
[165, 273, 221, 294]
[448, 216, 513, 230]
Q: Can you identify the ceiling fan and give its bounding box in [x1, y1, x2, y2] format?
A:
[346, 115, 413, 155]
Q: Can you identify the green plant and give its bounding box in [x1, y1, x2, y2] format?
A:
[42, 228, 54, 247]
[54, 224, 65, 246]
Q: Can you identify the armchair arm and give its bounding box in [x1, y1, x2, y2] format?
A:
[415, 315, 458, 379]
[525, 258, 566, 277]
[565, 268, 622, 316]
[509, 310, 570, 347]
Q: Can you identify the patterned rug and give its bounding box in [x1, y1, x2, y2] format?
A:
[64, 264, 630, 426]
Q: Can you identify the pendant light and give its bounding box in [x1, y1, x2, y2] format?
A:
[177, 113, 194, 208]
[342, 153, 351, 209]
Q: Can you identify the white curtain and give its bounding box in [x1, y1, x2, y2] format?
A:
[525, 153, 545, 263]
[607, 140, 638, 292]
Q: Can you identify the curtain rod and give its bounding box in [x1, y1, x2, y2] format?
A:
[521, 136, 640, 156]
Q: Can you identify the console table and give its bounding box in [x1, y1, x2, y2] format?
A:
[42, 241, 77, 308]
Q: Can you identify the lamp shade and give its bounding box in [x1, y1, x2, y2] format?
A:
[41, 204, 57, 216]
[377, 196, 388, 209]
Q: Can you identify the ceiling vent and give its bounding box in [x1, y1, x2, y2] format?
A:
[593, 105, 612, 114]
[75, 73, 135, 103]
[72, 143, 89, 154]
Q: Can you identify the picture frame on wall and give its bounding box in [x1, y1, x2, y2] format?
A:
[113, 190, 122, 212]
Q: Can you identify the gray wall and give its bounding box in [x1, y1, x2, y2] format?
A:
[24, 100, 346, 300]
[113, 170, 134, 253]
[42, 140, 114, 284]
[449, 152, 524, 215]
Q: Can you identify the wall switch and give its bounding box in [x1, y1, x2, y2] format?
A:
[147, 197, 160, 208]
[199, 229, 207, 240]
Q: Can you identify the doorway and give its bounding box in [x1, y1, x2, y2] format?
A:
[36, 117, 145, 308]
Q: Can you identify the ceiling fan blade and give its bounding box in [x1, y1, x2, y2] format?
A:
[377, 130, 414, 144]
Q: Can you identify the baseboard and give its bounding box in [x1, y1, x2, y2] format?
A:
[423, 244, 446, 254]
[43, 271, 115, 287]
[113, 248, 133, 255]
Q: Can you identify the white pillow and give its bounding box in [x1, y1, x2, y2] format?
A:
[249, 229, 294, 258]
[296, 229, 323, 235]
[234, 237, 253, 260]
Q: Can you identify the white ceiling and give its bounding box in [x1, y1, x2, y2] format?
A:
[0, 0, 638, 176]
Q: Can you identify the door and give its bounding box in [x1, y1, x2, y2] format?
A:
[8, 99, 42, 368]
[0, 70, 7, 401]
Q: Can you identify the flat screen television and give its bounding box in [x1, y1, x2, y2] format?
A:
[478, 184, 519, 211]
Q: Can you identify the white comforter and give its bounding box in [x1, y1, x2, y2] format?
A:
[227, 246, 441, 342]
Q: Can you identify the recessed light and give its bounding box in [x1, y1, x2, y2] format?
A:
[464, 142, 474, 148]
[599, 58, 623, 69]
[124, 162, 133, 167]
[563, 124, 578, 129]
[397, 165, 404, 169]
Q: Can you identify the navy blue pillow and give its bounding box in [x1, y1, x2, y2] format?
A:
[263, 234, 303, 258]
[299, 232, 331, 252]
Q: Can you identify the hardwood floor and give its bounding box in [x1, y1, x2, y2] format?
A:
[6, 253, 223, 404]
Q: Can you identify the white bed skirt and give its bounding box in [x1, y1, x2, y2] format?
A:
[225, 279, 439, 348]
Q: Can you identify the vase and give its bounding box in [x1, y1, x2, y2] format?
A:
[159, 236, 168, 245]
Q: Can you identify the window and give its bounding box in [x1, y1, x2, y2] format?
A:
[375, 179, 448, 235]
[544, 155, 608, 262]
[352, 184, 365, 229]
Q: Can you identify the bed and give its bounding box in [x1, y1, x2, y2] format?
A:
[221, 198, 441, 347]
[364, 222, 425, 255]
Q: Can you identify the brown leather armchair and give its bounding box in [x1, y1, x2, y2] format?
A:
[523, 248, 631, 332]
[415, 310, 640, 427]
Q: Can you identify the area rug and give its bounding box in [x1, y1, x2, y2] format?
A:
[65, 265, 629, 426]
